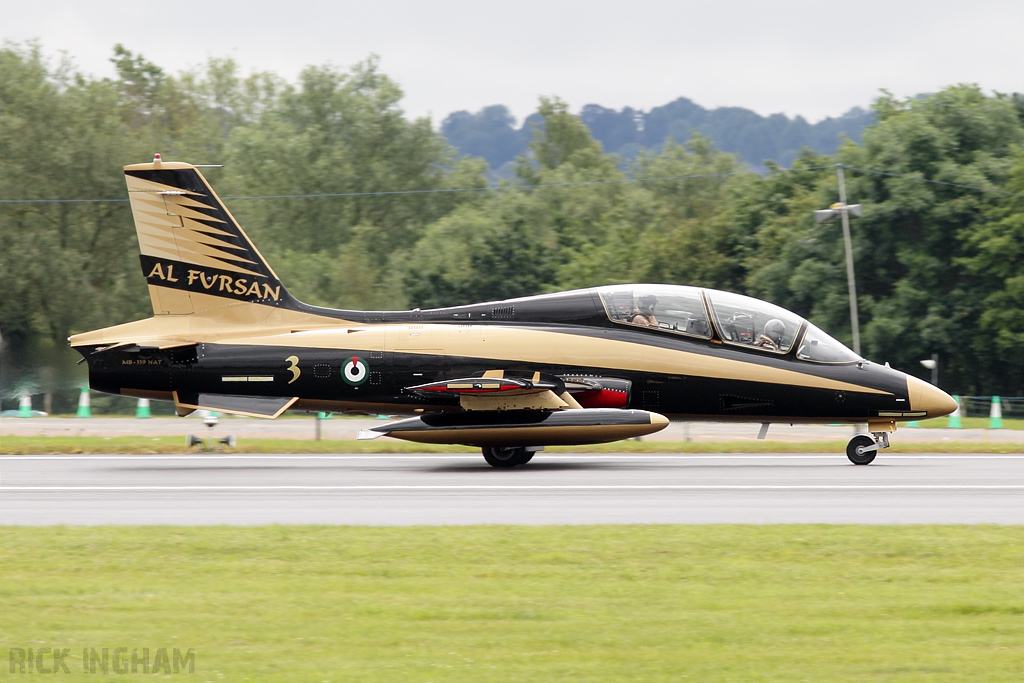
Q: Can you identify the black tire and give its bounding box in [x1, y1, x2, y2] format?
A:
[482, 446, 529, 468]
[847, 435, 876, 465]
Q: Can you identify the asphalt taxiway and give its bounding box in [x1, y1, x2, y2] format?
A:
[2, 453, 1023, 525]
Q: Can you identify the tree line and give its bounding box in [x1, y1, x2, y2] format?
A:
[1, 42, 1023, 411]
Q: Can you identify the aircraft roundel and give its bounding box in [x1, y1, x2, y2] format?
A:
[342, 356, 369, 386]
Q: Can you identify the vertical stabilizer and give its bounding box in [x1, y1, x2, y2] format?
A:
[125, 156, 298, 316]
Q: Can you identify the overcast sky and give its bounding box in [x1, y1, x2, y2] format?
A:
[5, 0, 1022, 126]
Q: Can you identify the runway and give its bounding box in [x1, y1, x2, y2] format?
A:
[2, 453, 1024, 525]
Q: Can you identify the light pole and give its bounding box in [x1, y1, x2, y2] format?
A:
[921, 355, 938, 386]
[814, 164, 863, 355]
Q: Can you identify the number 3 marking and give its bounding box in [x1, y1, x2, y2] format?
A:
[286, 356, 301, 384]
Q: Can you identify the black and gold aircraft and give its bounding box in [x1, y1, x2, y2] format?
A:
[70, 157, 957, 466]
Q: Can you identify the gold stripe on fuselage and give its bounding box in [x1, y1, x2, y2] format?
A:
[230, 322, 891, 396]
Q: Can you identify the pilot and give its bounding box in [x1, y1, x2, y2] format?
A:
[757, 318, 786, 351]
[631, 294, 659, 327]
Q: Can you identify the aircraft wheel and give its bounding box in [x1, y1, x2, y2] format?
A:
[482, 446, 529, 468]
[846, 435, 876, 465]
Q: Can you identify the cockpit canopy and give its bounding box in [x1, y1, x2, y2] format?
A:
[596, 284, 860, 363]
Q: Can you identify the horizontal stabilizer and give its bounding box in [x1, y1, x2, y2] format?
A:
[77, 340, 198, 352]
[173, 392, 298, 419]
[360, 408, 669, 447]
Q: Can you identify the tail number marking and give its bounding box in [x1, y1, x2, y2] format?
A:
[285, 356, 301, 384]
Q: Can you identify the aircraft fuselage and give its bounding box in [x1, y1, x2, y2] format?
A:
[81, 292, 929, 424]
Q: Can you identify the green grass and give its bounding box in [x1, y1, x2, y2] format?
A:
[916, 416, 1024, 429]
[1, 435, 1023, 454]
[2, 526, 1024, 681]
[0, 435, 478, 455]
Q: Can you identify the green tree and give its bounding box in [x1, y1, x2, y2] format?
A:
[403, 96, 624, 306]
[0, 44, 156, 403]
[224, 58, 486, 258]
[0, 45, 152, 342]
[517, 96, 610, 181]
[726, 85, 1024, 392]
[959, 146, 1024, 392]
[219, 58, 487, 308]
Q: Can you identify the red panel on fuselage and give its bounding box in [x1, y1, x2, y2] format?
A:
[575, 388, 629, 409]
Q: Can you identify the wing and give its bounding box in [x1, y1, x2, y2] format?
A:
[403, 370, 633, 411]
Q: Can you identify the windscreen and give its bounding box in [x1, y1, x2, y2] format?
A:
[796, 324, 862, 363]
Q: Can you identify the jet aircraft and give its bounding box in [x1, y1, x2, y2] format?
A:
[70, 157, 958, 466]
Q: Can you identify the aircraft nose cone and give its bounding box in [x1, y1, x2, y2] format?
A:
[907, 376, 958, 418]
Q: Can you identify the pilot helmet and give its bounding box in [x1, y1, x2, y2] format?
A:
[637, 294, 658, 316]
[763, 318, 786, 346]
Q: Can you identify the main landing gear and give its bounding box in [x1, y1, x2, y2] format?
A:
[481, 446, 536, 468]
[846, 431, 890, 465]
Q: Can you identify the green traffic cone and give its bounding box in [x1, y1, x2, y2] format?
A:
[947, 395, 962, 429]
[989, 396, 1003, 429]
[136, 398, 151, 418]
[76, 387, 91, 418]
[18, 395, 32, 418]
[906, 420, 920, 428]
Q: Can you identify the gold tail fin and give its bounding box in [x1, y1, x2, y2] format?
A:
[124, 156, 298, 316]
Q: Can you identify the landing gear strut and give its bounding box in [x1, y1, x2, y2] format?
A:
[481, 446, 535, 468]
[846, 431, 890, 465]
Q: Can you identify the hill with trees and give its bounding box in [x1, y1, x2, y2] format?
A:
[442, 99, 875, 177]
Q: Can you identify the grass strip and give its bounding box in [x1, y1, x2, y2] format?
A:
[2, 525, 1023, 681]
[916, 416, 1024, 429]
[1, 435, 1023, 454]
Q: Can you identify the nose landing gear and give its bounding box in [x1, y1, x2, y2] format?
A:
[846, 431, 890, 465]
